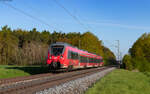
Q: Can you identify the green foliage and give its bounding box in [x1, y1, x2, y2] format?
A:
[80, 32, 103, 56]
[102, 46, 116, 65]
[132, 58, 150, 72]
[0, 25, 116, 65]
[122, 54, 133, 70]
[130, 33, 150, 61]
[125, 33, 150, 72]
[0, 26, 19, 65]
[85, 69, 150, 94]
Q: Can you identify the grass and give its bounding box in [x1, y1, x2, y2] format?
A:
[85, 69, 150, 94]
[0, 65, 49, 79]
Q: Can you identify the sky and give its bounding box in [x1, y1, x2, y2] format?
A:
[0, 0, 150, 58]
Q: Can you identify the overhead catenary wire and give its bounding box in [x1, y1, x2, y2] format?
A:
[2, 1, 92, 32]
[103, 40, 121, 61]
[75, 11, 94, 31]
[52, 0, 90, 31]
[2, 2, 52, 29]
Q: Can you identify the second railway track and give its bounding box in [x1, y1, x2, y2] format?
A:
[0, 66, 114, 94]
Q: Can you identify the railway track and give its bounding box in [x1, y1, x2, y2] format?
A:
[0, 73, 54, 86]
[0, 68, 85, 86]
[0, 67, 98, 86]
[0, 66, 114, 94]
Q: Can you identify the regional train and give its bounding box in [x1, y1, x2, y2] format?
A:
[47, 42, 104, 70]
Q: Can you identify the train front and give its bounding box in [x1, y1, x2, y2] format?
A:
[47, 44, 65, 70]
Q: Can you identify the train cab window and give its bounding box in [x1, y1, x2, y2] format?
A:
[51, 45, 64, 56]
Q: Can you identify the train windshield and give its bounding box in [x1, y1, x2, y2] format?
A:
[51, 45, 64, 56]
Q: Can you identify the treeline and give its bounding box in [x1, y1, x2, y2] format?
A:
[0, 25, 116, 65]
[122, 33, 150, 72]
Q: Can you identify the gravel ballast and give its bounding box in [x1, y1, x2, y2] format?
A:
[36, 67, 116, 94]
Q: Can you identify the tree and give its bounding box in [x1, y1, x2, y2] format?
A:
[102, 46, 116, 65]
[80, 32, 103, 56]
[122, 54, 133, 70]
[0, 25, 116, 66]
[0, 26, 18, 64]
[40, 30, 51, 44]
[129, 33, 150, 71]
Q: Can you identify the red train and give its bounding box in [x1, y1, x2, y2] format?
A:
[47, 42, 104, 70]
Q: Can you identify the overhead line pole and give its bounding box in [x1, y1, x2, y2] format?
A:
[116, 40, 120, 64]
[79, 40, 81, 49]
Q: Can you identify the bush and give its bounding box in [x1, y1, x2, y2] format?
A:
[122, 54, 133, 70]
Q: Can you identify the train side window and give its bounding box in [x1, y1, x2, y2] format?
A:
[93, 58, 95, 63]
[83, 56, 85, 63]
[80, 56, 83, 63]
[90, 58, 96, 63]
[68, 50, 71, 59]
[71, 52, 74, 59]
[68, 50, 79, 60]
[98, 59, 101, 62]
[95, 59, 97, 63]
[90, 58, 92, 63]
[89, 58, 92, 63]
[87, 57, 89, 63]
[70, 51, 78, 60]
[97, 59, 99, 63]
[75, 52, 79, 59]
[71, 51, 74, 59]
[80, 56, 87, 63]
[85, 57, 88, 63]
[100, 59, 103, 62]
[89, 57, 91, 63]
[82, 56, 84, 63]
[89, 58, 91, 63]
[84, 56, 87, 63]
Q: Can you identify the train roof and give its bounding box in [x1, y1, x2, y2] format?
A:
[51, 42, 102, 58]
[50, 42, 71, 46]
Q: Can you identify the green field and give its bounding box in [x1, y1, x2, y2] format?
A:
[85, 69, 150, 94]
[0, 65, 49, 79]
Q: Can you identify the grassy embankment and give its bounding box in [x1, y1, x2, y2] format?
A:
[85, 69, 150, 94]
[0, 65, 49, 79]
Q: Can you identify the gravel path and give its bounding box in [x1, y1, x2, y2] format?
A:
[36, 67, 116, 94]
